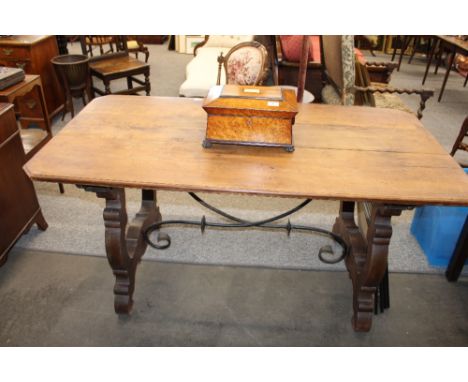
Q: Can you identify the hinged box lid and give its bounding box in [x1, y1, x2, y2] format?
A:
[202, 85, 298, 118]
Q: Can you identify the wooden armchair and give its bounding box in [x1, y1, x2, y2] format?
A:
[321, 35, 434, 119]
[82, 36, 116, 56]
[80, 35, 150, 97]
[216, 41, 269, 86]
[450, 116, 468, 167]
[126, 36, 150, 63]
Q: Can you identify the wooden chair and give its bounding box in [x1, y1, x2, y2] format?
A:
[450, 116, 468, 167]
[321, 35, 434, 119]
[80, 35, 150, 97]
[216, 41, 269, 86]
[82, 36, 116, 56]
[126, 36, 150, 63]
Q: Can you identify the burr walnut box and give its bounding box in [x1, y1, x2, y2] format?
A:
[202, 85, 299, 152]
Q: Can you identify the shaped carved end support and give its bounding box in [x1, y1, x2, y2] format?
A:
[78, 186, 161, 314]
[333, 202, 410, 332]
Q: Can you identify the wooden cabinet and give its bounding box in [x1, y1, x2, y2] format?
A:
[0, 103, 47, 266]
[0, 35, 65, 120]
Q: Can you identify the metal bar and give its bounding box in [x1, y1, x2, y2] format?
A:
[143, 192, 348, 265]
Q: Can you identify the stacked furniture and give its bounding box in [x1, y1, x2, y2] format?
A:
[0, 103, 48, 266]
[0, 35, 65, 122]
[0, 74, 64, 193]
[179, 35, 254, 98]
[0, 74, 53, 157]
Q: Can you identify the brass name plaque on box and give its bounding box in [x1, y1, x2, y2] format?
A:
[202, 85, 299, 152]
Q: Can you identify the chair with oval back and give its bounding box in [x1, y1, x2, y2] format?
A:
[216, 41, 269, 86]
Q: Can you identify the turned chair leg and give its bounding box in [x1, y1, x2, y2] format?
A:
[144, 72, 151, 96]
[104, 79, 111, 95]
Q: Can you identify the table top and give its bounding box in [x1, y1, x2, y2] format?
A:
[437, 36, 468, 54]
[0, 35, 51, 46]
[25, 95, 468, 206]
[0, 75, 39, 97]
[90, 55, 149, 76]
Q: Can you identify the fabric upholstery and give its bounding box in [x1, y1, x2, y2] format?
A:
[354, 48, 366, 64]
[341, 35, 356, 106]
[279, 36, 321, 63]
[226, 46, 263, 85]
[321, 84, 343, 105]
[321, 35, 355, 106]
[127, 40, 139, 49]
[373, 91, 415, 115]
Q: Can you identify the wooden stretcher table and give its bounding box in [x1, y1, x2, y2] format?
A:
[24, 95, 468, 332]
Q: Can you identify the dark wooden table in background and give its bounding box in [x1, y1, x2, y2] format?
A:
[25, 95, 468, 332]
[422, 35, 468, 102]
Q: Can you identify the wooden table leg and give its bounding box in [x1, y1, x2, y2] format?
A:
[438, 48, 456, 102]
[333, 201, 406, 332]
[80, 186, 161, 314]
[422, 37, 438, 85]
[397, 36, 411, 71]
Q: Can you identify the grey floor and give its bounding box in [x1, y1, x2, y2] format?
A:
[2, 39, 468, 346]
[1, 248, 468, 346]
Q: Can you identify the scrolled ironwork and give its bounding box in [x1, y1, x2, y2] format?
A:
[143, 193, 348, 264]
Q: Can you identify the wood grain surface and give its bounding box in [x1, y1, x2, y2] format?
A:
[25, 95, 468, 206]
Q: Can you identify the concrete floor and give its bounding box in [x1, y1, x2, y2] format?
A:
[1, 248, 467, 346]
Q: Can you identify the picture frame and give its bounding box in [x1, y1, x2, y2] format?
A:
[185, 35, 205, 54]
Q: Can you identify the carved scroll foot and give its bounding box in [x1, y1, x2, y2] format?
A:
[333, 202, 406, 332]
[80, 186, 161, 314]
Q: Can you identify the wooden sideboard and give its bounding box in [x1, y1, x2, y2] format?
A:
[0, 35, 65, 120]
[0, 103, 47, 266]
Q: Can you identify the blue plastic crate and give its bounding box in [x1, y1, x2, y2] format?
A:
[410, 168, 468, 267]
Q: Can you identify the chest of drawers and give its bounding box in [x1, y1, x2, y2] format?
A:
[0, 103, 48, 266]
[0, 35, 64, 120]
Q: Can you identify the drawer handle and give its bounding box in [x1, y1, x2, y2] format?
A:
[15, 62, 26, 70]
[26, 99, 37, 109]
[2, 48, 13, 55]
